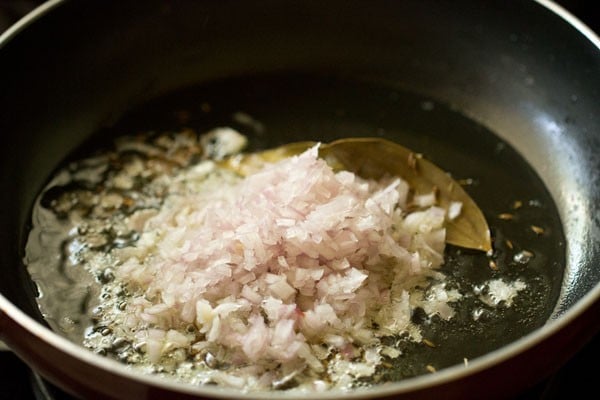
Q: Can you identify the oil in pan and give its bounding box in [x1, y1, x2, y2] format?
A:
[23, 73, 565, 390]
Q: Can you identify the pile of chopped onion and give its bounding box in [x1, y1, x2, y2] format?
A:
[100, 143, 459, 390]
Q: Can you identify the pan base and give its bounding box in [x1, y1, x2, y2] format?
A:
[24, 73, 565, 385]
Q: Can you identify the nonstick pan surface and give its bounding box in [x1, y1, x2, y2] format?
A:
[0, 1, 599, 399]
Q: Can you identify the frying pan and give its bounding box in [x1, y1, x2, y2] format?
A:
[0, 0, 598, 398]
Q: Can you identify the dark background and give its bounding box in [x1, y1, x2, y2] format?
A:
[1, 1, 598, 399]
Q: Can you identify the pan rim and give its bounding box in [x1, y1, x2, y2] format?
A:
[0, 0, 63, 50]
[0, 0, 598, 398]
[535, 0, 600, 45]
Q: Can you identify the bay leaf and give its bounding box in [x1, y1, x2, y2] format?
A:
[219, 137, 492, 252]
[218, 141, 316, 176]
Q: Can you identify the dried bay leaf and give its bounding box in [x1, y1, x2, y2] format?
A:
[320, 138, 492, 252]
[219, 141, 316, 176]
[220, 137, 492, 252]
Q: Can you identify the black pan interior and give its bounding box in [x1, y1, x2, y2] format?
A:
[27, 73, 565, 377]
[0, 0, 598, 386]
